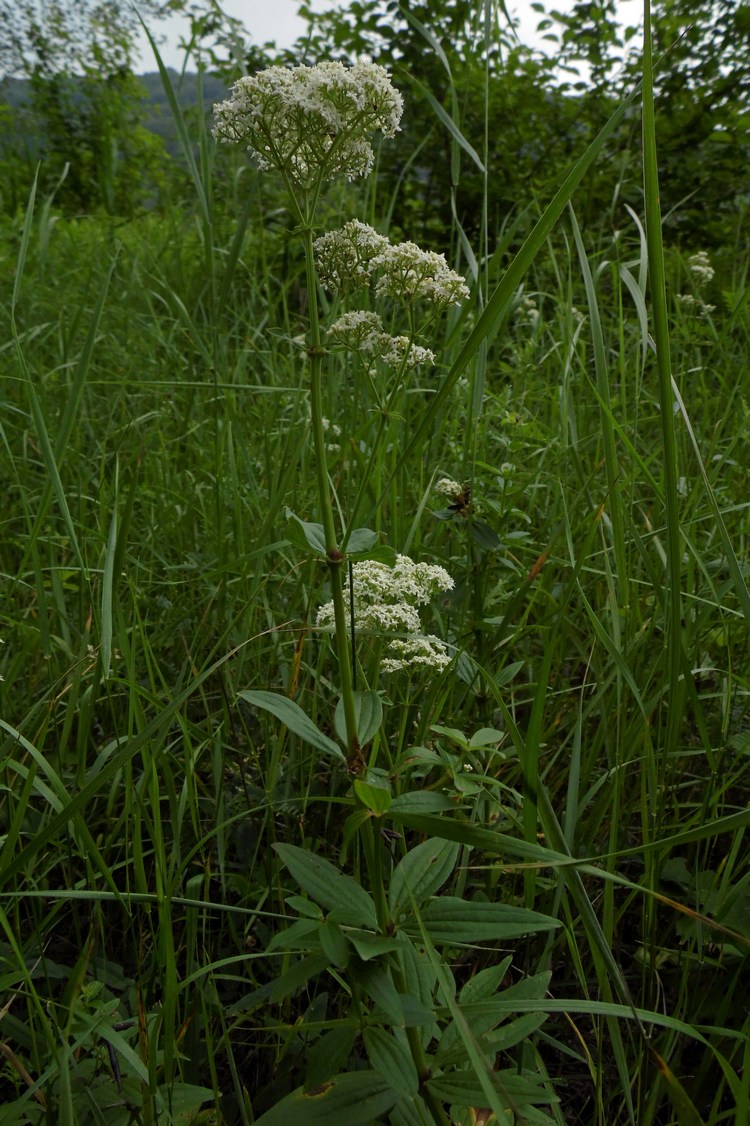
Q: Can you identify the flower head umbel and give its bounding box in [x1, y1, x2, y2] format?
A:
[213, 62, 403, 188]
[371, 241, 470, 307]
[326, 312, 435, 369]
[434, 477, 464, 502]
[688, 251, 715, 288]
[314, 220, 390, 291]
[316, 554, 454, 673]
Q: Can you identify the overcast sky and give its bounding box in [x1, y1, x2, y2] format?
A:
[135, 0, 639, 73]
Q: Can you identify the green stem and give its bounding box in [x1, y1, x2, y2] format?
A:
[300, 222, 360, 763]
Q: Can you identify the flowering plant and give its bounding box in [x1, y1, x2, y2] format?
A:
[214, 59, 468, 752]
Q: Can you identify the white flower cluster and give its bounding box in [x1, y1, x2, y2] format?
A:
[513, 292, 540, 328]
[314, 220, 390, 291]
[213, 62, 403, 187]
[381, 635, 453, 674]
[435, 477, 463, 501]
[316, 554, 454, 673]
[371, 241, 470, 307]
[315, 224, 469, 307]
[676, 293, 715, 315]
[688, 251, 715, 288]
[326, 311, 435, 368]
[326, 309, 384, 350]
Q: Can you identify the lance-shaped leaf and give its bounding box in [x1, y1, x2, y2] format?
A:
[239, 691, 345, 763]
[274, 843, 377, 929]
[408, 897, 559, 944]
[389, 838, 460, 919]
[254, 1071, 398, 1125]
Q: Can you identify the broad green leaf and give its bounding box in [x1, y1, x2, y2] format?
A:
[353, 780, 392, 815]
[285, 895, 324, 920]
[254, 1071, 398, 1125]
[411, 898, 558, 944]
[305, 1026, 358, 1091]
[427, 1068, 556, 1108]
[470, 519, 501, 551]
[364, 1027, 419, 1098]
[351, 544, 398, 565]
[274, 843, 377, 928]
[485, 1012, 549, 1053]
[266, 918, 320, 953]
[389, 793, 455, 815]
[347, 932, 402, 961]
[239, 691, 345, 763]
[346, 527, 378, 554]
[469, 728, 506, 749]
[318, 920, 350, 969]
[269, 952, 330, 1004]
[335, 690, 383, 748]
[284, 508, 327, 557]
[389, 838, 460, 919]
[354, 964, 435, 1028]
[459, 958, 513, 1004]
[431, 724, 468, 748]
[390, 1094, 432, 1126]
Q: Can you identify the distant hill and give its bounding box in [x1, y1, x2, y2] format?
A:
[0, 70, 231, 158]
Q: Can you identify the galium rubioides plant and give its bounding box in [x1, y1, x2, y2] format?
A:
[214, 62, 562, 1123]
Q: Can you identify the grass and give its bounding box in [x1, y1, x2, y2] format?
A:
[2, 19, 750, 1126]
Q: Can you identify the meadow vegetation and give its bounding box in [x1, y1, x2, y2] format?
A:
[1, 1, 750, 1123]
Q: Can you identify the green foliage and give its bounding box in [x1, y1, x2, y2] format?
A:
[1, 3, 750, 1124]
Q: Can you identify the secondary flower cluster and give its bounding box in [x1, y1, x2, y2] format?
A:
[677, 251, 716, 315]
[316, 554, 454, 673]
[327, 310, 435, 369]
[213, 61, 403, 187]
[688, 251, 715, 287]
[314, 220, 469, 308]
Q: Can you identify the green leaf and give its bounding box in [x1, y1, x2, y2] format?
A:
[270, 952, 330, 1004]
[346, 527, 379, 554]
[284, 508, 327, 557]
[364, 1027, 419, 1098]
[468, 728, 505, 749]
[239, 691, 345, 763]
[470, 519, 501, 551]
[353, 780, 392, 815]
[427, 1068, 555, 1108]
[412, 898, 559, 944]
[335, 690, 383, 747]
[347, 932, 402, 961]
[254, 1071, 398, 1125]
[356, 544, 398, 565]
[318, 920, 350, 969]
[266, 918, 320, 953]
[285, 895, 324, 920]
[274, 843, 378, 929]
[390, 1095, 432, 1126]
[304, 1026, 358, 1091]
[389, 793, 455, 814]
[389, 838, 460, 919]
